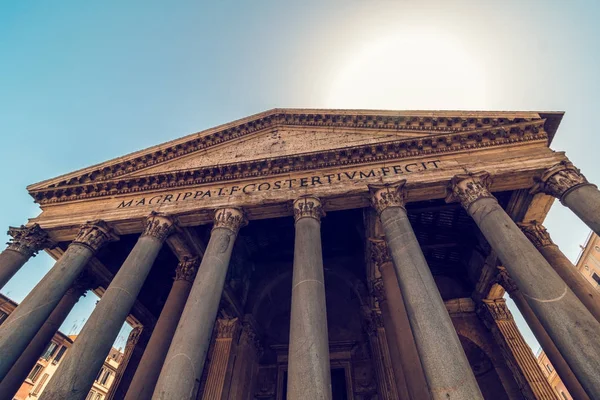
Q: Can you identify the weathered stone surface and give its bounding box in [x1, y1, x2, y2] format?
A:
[152, 208, 245, 400]
[287, 196, 332, 400]
[40, 215, 172, 400]
[454, 172, 600, 398]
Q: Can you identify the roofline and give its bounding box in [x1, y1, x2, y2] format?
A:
[27, 108, 565, 191]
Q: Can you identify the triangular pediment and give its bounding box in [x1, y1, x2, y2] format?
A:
[27, 108, 562, 205]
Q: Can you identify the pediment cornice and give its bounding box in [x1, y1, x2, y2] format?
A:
[29, 118, 548, 205]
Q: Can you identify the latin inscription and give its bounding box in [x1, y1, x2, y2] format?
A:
[116, 160, 441, 208]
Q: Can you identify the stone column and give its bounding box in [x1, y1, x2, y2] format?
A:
[448, 172, 600, 398]
[227, 317, 262, 400]
[124, 257, 200, 400]
[370, 238, 430, 400]
[498, 269, 590, 400]
[201, 318, 240, 400]
[0, 224, 53, 290]
[0, 273, 93, 400]
[40, 212, 175, 400]
[152, 208, 247, 400]
[365, 307, 402, 400]
[532, 161, 600, 236]
[287, 196, 332, 400]
[369, 181, 483, 400]
[519, 222, 600, 323]
[478, 299, 558, 400]
[0, 220, 115, 381]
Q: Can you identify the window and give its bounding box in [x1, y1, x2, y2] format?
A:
[592, 273, 600, 285]
[41, 342, 59, 360]
[85, 390, 96, 400]
[27, 364, 44, 382]
[100, 370, 112, 386]
[545, 363, 553, 373]
[53, 346, 67, 364]
[32, 373, 49, 395]
[95, 394, 103, 400]
[560, 391, 568, 399]
[0, 310, 7, 325]
[95, 367, 106, 382]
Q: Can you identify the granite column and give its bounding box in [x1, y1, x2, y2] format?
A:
[40, 212, 175, 400]
[369, 181, 483, 399]
[124, 257, 200, 400]
[519, 221, 600, 322]
[152, 208, 247, 400]
[0, 224, 53, 290]
[287, 196, 332, 400]
[498, 269, 590, 400]
[449, 172, 600, 398]
[533, 161, 600, 236]
[0, 273, 93, 400]
[370, 239, 429, 400]
[0, 220, 115, 381]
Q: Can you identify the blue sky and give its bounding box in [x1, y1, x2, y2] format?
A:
[1, 0, 599, 351]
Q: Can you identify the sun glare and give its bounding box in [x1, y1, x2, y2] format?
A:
[326, 28, 489, 110]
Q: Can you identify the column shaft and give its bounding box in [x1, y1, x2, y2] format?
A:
[201, 318, 239, 400]
[0, 224, 52, 290]
[366, 311, 399, 400]
[124, 258, 198, 400]
[379, 260, 430, 399]
[287, 197, 332, 400]
[480, 299, 557, 400]
[152, 208, 246, 400]
[376, 302, 409, 399]
[534, 161, 600, 236]
[0, 280, 87, 400]
[451, 172, 600, 398]
[0, 221, 114, 381]
[40, 214, 173, 400]
[520, 223, 600, 322]
[503, 277, 590, 400]
[227, 318, 261, 400]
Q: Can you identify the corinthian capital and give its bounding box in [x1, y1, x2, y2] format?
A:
[447, 172, 494, 210]
[142, 212, 176, 241]
[216, 317, 239, 339]
[6, 224, 54, 257]
[213, 208, 248, 234]
[368, 238, 391, 269]
[368, 180, 407, 215]
[496, 267, 518, 294]
[293, 196, 324, 223]
[531, 161, 592, 201]
[73, 220, 118, 253]
[518, 222, 554, 248]
[480, 299, 513, 321]
[175, 257, 199, 282]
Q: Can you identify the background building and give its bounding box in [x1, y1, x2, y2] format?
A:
[0, 294, 123, 400]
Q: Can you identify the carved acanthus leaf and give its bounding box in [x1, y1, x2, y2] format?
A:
[73, 220, 118, 253]
[370, 277, 385, 304]
[447, 171, 494, 210]
[175, 257, 200, 282]
[369, 238, 391, 269]
[368, 180, 407, 215]
[293, 196, 324, 222]
[142, 212, 175, 241]
[518, 222, 554, 248]
[213, 208, 248, 234]
[531, 161, 591, 201]
[215, 317, 239, 339]
[6, 224, 54, 257]
[481, 300, 513, 321]
[496, 267, 518, 294]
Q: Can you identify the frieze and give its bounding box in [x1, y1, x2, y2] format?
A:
[29, 118, 547, 205]
[6, 224, 54, 257]
[73, 220, 118, 253]
[116, 160, 441, 209]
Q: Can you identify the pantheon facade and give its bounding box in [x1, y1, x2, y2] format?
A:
[0, 109, 600, 400]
